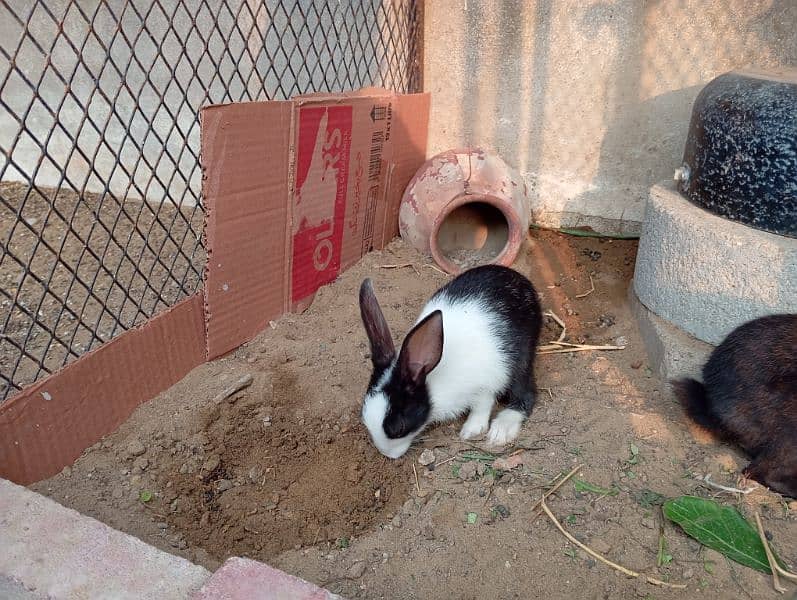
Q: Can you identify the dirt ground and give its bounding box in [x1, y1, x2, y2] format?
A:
[32, 230, 796, 600]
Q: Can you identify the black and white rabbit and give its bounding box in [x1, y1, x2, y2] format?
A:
[358, 265, 543, 459]
[672, 313, 797, 498]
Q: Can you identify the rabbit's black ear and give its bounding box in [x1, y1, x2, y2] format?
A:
[398, 310, 444, 386]
[359, 279, 395, 369]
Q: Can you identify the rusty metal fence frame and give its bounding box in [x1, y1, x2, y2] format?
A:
[0, 0, 422, 401]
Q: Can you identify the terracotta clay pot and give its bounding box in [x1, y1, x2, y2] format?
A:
[399, 148, 530, 275]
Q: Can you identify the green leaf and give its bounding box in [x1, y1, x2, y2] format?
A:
[663, 496, 779, 573]
[139, 490, 152, 503]
[573, 478, 618, 496]
[630, 442, 639, 456]
[566, 514, 577, 524]
[466, 512, 478, 524]
[336, 537, 350, 549]
[564, 548, 577, 559]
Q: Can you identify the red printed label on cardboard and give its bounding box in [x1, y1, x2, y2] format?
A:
[291, 105, 353, 302]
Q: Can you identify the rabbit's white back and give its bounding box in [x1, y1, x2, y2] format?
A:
[417, 294, 509, 424]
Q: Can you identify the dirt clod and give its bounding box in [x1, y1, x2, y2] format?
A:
[347, 561, 367, 579]
[418, 449, 436, 466]
[126, 439, 146, 457]
[458, 461, 478, 480]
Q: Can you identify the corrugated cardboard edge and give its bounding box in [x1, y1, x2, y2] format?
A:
[382, 92, 430, 246]
[0, 294, 206, 485]
[201, 101, 294, 360]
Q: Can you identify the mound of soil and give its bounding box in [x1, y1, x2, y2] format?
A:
[160, 366, 408, 560]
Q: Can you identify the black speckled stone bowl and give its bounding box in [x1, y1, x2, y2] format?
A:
[677, 68, 797, 238]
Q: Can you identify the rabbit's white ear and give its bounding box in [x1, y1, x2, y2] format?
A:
[398, 310, 443, 385]
[359, 279, 395, 368]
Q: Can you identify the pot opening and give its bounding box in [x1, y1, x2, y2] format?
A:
[435, 201, 509, 271]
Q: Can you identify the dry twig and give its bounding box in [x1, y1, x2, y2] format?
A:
[537, 343, 624, 355]
[379, 263, 419, 275]
[530, 463, 583, 518]
[412, 463, 421, 493]
[538, 309, 623, 354]
[434, 455, 459, 468]
[543, 310, 567, 343]
[540, 499, 686, 589]
[424, 264, 449, 276]
[694, 473, 757, 495]
[575, 274, 595, 298]
[755, 511, 797, 593]
[212, 374, 254, 404]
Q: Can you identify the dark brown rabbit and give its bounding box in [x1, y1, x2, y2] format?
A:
[672, 313, 797, 498]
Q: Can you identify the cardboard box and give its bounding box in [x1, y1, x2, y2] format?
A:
[202, 88, 430, 359]
[0, 88, 429, 484]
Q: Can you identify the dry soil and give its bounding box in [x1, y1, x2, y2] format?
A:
[32, 230, 797, 600]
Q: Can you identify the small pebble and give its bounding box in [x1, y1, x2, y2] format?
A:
[640, 517, 655, 529]
[133, 457, 149, 471]
[126, 439, 146, 457]
[391, 515, 402, 528]
[418, 449, 436, 466]
[202, 454, 221, 473]
[682, 567, 694, 579]
[590, 539, 611, 554]
[248, 466, 264, 482]
[347, 561, 367, 579]
[216, 479, 233, 492]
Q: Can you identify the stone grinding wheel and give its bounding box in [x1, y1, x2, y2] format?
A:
[676, 68, 797, 238]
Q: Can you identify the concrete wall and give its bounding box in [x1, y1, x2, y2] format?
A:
[423, 0, 797, 234]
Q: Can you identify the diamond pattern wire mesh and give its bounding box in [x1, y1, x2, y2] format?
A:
[0, 0, 422, 401]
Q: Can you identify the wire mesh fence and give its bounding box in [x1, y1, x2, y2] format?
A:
[0, 0, 422, 401]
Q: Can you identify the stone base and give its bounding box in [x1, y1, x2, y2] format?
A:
[630, 288, 713, 383]
[633, 181, 797, 345]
